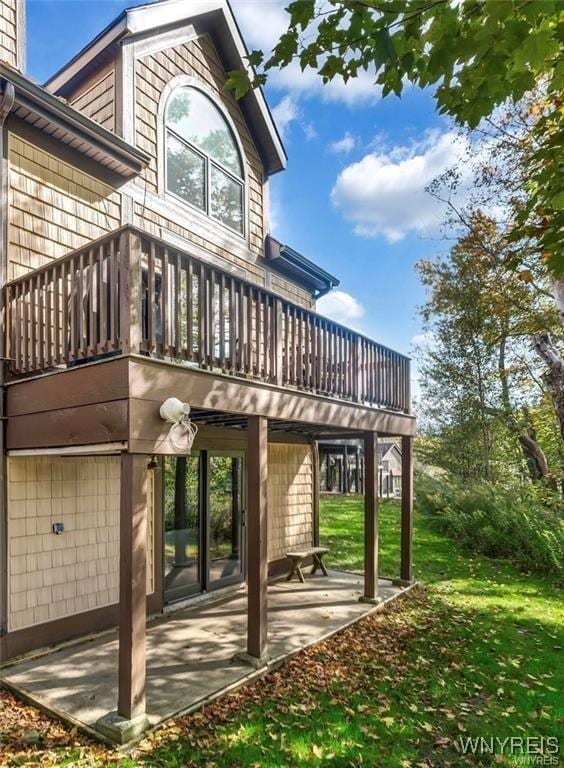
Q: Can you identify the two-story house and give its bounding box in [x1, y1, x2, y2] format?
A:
[0, 0, 415, 743]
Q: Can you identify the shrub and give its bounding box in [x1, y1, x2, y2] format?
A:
[416, 477, 564, 578]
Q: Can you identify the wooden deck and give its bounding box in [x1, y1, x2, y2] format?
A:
[0, 572, 409, 739]
[4, 225, 411, 414]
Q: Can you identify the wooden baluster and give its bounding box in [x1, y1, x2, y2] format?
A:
[209, 269, 216, 368]
[98, 245, 107, 353]
[14, 283, 22, 374]
[173, 252, 180, 358]
[246, 285, 253, 375]
[283, 305, 290, 385]
[265, 296, 272, 381]
[146, 241, 155, 353]
[297, 309, 303, 389]
[255, 292, 262, 378]
[274, 297, 283, 386]
[4, 284, 12, 376]
[44, 270, 52, 368]
[53, 264, 60, 365]
[219, 273, 226, 372]
[77, 252, 85, 358]
[28, 274, 37, 371]
[69, 257, 79, 360]
[345, 332, 350, 399]
[36, 272, 44, 370]
[110, 238, 119, 351]
[229, 277, 236, 375]
[162, 248, 169, 357]
[291, 307, 298, 386]
[198, 263, 206, 367]
[237, 281, 245, 374]
[337, 328, 342, 396]
[329, 323, 334, 393]
[87, 249, 95, 357]
[186, 258, 194, 361]
[383, 348, 388, 407]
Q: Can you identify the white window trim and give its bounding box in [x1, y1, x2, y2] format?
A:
[157, 74, 249, 244]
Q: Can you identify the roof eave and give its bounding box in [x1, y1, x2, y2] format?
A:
[1, 64, 150, 179]
[265, 235, 340, 298]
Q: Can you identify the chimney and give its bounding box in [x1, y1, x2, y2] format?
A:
[0, 0, 25, 71]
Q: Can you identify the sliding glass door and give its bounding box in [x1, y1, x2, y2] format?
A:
[163, 451, 244, 604]
[163, 454, 201, 603]
[207, 453, 244, 589]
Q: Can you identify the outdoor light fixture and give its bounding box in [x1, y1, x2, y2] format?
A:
[147, 456, 160, 471]
[159, 397, 198, 453]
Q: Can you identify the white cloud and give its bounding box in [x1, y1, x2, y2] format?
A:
[303, 122, 318, 141]
[271, 95, 301, 140]
[316, 290, 365, 330]
[271, 62, 380, 107]
[329, 132, 356, 154]
[330, 131, 474, 242]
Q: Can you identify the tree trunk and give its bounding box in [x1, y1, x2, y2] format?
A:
[533, 332, 564, 441]
[498, 336, 555, 486]
[550, 276, 564, 326]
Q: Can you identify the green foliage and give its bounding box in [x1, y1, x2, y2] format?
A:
[416, 476, 564, 577]
[3, 498, 563, 766]
[416, 212, 562, 485]
[232, 0, 564, 276]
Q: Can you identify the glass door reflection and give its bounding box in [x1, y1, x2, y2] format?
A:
[207, 453, 244, 589]
[164, 454, 201, 602]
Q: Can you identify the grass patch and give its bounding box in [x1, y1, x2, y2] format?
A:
[1, 496, 562, 767]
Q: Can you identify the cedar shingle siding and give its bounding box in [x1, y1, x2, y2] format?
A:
[7, 457, 154, 631]
[0, 0, 18, 68]
[69, 66, 115, 132]
[268, 443, 314, 562]
[8, 135, 121, 280]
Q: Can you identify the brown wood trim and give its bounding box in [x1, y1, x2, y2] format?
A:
[6, 357, 129, 417]
[118, 453, 147, 720]
[311, 439, 320, 547]
[152, 460, 164, 612]
[246, 415, 268, 659]
[400, 436, 414, 582]
[1, 604, 119, 662]
[6, 400, 129, 450]
[128, 357, 416, 447]
[363, 431, 379, 600]
[1, 589, 161, 664]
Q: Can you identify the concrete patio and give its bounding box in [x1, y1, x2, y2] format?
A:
[0, 571, 405, 739]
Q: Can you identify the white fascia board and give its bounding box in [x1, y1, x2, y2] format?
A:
[45, 16, 128, 93]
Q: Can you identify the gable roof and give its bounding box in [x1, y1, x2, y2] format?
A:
[44, 0, 287, 176]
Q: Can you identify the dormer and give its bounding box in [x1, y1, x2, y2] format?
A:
[44, 0, 286, 266]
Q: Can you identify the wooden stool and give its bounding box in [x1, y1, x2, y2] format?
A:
[285, 547, 329, 583]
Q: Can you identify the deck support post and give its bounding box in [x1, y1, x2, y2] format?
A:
[398, 435, 414, 584]
[360, 431, 381, 604]
[237, 414, 269, 668]
[96, 453, 149, 744]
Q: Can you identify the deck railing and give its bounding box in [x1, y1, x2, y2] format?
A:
[4, 226, 411, 412]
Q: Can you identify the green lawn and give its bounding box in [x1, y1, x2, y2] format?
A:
[1, 496, 562, 767]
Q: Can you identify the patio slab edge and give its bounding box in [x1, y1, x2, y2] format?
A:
[1, 580, 419, 750]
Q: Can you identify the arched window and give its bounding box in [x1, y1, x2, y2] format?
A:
[165, 87, 244, 234]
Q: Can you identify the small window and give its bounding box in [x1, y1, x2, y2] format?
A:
[165, 87, 244, 234]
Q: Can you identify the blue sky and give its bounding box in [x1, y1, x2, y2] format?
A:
[26, 0, 466, 394]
